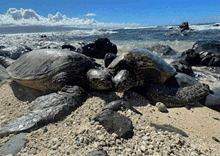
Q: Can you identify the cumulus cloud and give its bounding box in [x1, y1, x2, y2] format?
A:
[85, 13, 96, 17]
[0, 8, 137, 29]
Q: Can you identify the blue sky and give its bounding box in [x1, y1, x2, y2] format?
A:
[1, 0, 220, 26]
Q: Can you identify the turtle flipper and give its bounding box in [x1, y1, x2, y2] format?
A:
[0, 86, 86, 138]
[141, 82, 210, 107]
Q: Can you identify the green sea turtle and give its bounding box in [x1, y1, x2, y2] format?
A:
[105, 49, 210, 106]
[2, 49, 95, 92]
[106, 48, 176, 91]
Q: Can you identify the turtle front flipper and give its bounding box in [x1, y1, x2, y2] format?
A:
[0, 86, 86, 138]
[138, 82, 210, 107]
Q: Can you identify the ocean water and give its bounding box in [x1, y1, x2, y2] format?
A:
[1, 23, 220, 90]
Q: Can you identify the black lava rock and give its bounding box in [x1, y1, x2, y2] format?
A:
[180, 49, 201, 66]
[61, 44, 76, 51]
[170, 59, 194, 76]
[94, 109, 134, 139]
[192, 40, 220, 54]
[199, 51, 220, 66]
[146, 44, 177, 56]
[179, 22, 189, 32]
[0, 46, 5, 49]
[81, 38, 117, 59]
[104, 53, 117, 67]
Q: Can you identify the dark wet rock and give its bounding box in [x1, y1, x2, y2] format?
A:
[0, 65, 9, 83]
[40, 35, 47, 38]
[213, 24, 220, 27]
[94, 109, 134, 139]
[9, 45, 32, 59]
[146, 44, 177, 56]
[103, 100, 142, 115]
[6, 49, 95, 92]
[158, 45, 177, 55]
[61, 44, 76, 51]
[81, 38, 117, 59]
[0, 85, 87, 138]
[199, 51, 220, 66]
[0, 45, 5, 49]
[87, 69, 113, 90]
[135, 76, 210, 107]
[86, 150, 109, 156]
[180, 49, 201, 66]
[0, 133, 28, 156]
[104, 53, 117, 67]
[112, 70, 134, 92]
[171, 59, 194, 76]
[0, 49, 10, 57]
[0, 56, 15, 68]
[179, 22, 189, 32]
[180, 48, 220, 67]
[150, 123, 188, 137]
[192, 40, 220, 54]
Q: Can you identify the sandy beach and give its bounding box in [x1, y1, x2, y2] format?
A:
[0, 80, 220, 156]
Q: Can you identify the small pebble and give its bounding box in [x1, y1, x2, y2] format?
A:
[156, 102, 168, 112]
[140, 145, 146, 152]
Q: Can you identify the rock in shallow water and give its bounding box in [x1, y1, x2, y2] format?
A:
[80, 38, 117, 59]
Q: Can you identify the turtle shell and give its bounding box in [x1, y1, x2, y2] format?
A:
[6, 49, 95, 91]
[107, 48, 176, 84]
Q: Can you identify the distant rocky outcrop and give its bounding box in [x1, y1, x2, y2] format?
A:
[179, 22, 190, 32]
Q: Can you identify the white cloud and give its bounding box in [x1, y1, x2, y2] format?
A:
[0, 8, 138, 29]
[85, 13, 96, 17]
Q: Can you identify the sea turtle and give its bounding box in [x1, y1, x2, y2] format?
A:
[106, 48, 176, 91]
[105, 49, 209, 106]
[1, 49, 95, 92]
